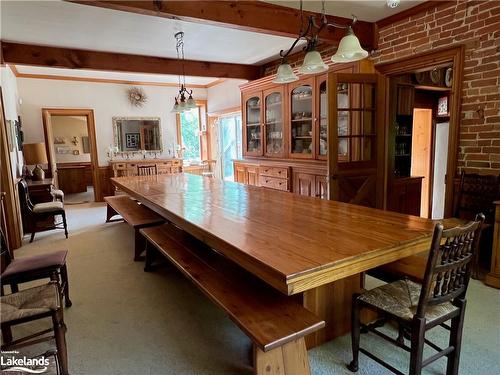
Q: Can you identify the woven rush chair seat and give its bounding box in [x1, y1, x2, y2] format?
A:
[358, 279, 458, 323]
[1, 283, 60, 323]
[32, 201, 64, 214]
[2, 250, 67, 278]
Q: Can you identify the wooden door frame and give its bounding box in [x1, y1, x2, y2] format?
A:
[375, 45, 464, 217]
[0, 91, 23, 250]
[41, 108, 100, 202]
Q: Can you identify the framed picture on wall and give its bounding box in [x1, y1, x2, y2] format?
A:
[125, 133, 140, 148]
[437, 96, 449, 117]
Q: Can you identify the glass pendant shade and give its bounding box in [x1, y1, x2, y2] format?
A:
[186, 95, 197, 109]
[170, 98, 180, 113]
[273, 62, 298, 84]
[331, 27, 369, 63]
[178, 100, 187, 112]
[298, 50, 328, 75]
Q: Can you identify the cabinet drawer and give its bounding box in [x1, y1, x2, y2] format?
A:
[259, 176, 288, 191]
[114, 163, 127, 170]
[259, 166, 289, 178]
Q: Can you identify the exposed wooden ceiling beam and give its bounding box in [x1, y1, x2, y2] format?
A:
[1, 41, 261, 80]
[68, 0, 377, 50]
[376, 1, 455, 28]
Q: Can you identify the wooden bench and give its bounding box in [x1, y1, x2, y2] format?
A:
[140, 223, 325, 375]
[104, 195, 165, 261]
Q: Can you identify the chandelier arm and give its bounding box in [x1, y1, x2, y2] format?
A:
[279, 16, 313, 59]
[325, 15, 357, 30]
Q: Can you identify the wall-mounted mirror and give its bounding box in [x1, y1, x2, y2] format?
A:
[113, 117, 162, 152]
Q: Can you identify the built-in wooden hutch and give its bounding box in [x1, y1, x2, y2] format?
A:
[234, 61, 371, 200]
[234, 60, 451, 216]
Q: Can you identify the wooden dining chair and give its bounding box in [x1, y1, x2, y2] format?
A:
[454, 172, 499, 276]
[137, 165, 157, 176]
[1, 282, 69, 375]
[348, 214, 484, 375]
[18, 179, 68, 243]
[0, 227, 72, 307]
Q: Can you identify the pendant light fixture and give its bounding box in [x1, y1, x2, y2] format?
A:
[273, 0, 368, 84]
[171, 32, 197, 113]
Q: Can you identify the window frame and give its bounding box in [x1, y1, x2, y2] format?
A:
[175, 100, 208, 161]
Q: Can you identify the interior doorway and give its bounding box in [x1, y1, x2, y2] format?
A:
[377, 46, 464, 218]
[42, 109, 99, 203]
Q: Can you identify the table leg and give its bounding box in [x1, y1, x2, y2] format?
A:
[302, 273, 375, 349]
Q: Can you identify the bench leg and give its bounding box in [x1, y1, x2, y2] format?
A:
[134, 229, 146, 261]
[144, 241, 155, 272]
[254, 338, 311, 375]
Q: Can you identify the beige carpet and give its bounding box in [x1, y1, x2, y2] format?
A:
[10, 202, 500, 375]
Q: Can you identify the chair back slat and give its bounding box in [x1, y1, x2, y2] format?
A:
[137, 165, 157, 176]
[416, 214, 484, 317]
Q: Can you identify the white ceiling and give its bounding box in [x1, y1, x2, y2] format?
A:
[0, 0, 305, 65]
[1, 0, 424, 83]
[14, 65, 220, 86]
[263, 0, 426, 23]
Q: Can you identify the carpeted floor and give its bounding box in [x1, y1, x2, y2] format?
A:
[10, 203, 500, 375]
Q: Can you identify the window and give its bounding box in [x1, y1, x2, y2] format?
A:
[179, 109, 201, 161]
[219, 114, 242, 181]
[176, 102, 207, 162]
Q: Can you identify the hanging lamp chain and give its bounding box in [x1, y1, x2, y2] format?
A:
[174, 31, 193, 102]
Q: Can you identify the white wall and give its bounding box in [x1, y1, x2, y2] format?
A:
[0, 66, 23, 178]
[207, 79, 246, 113]
[52, 116, 91, 163]
[17, 78, 207, 166]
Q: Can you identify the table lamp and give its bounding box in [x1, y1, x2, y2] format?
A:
[23, 143, 48, 181]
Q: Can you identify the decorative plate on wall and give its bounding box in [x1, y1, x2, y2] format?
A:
[445, 68, 453, 87]
[430, 68, 442, 84]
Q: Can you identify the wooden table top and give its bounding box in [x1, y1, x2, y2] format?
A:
[111, 174, 437, 295]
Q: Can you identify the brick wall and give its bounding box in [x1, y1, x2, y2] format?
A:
[263, 0, 500, 174]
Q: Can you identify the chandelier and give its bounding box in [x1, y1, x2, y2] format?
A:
[171, 31, 196, 113]
[273, 0, 369, 84]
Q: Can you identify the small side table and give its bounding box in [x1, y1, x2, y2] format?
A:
[26, 178, 55, 204]
[485, 201, 500, 288]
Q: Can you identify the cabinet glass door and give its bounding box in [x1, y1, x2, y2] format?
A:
[264, 89, 284, 157]
[244, 95, 262, 155]
[328, 73, 383, 208]
[317, 77, 327, 159]
[290, 81, 314, 158]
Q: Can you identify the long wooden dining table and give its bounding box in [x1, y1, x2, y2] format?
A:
[111, 173, 437, 348]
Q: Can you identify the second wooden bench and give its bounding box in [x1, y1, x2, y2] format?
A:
[140, 223, 325, 375]
[104, 195, 165, 261]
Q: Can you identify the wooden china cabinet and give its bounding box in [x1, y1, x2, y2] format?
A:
[234, 60, 382, 206]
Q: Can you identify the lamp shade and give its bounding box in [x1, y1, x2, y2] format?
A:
[331, 27, 369, 63]
[298, 50, 328, 75]
[186, 95, 197, 109]
[23, 143, 48, 165]
[273, 63, 299, 84]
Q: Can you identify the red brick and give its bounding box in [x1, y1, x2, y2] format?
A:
[486, 116, 500, 124]
[470, 78, 497, 88]
[465, 154, 490, 161]
[466, 161, 491, 168]
[478, 140, 492, 146]
[483, 147, 500, 153]
[479, 132, 500, 139]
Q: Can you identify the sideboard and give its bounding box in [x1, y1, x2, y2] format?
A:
[109, 159, 182, 177]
